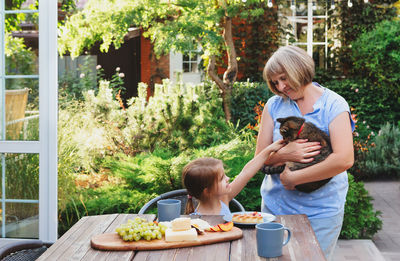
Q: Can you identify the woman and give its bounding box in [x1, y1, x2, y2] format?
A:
[255, 46, 355, 260]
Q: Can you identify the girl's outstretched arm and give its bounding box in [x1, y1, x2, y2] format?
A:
[226, 139, 285, 201]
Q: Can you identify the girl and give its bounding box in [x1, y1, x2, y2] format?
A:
[182, 139, 284, 220]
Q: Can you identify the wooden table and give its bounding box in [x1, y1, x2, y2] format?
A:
[37, 214, 326, 261]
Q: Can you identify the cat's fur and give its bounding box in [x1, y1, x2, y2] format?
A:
[263, 116, 332, 193]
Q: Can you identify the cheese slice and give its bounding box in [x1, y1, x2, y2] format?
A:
[171, 217, 191, 231]
[165, 228, 198, 242]
[190, 218, 211, 230]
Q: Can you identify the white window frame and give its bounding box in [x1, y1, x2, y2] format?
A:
[0, 0, 58, 243]
[285, 0, 328, 68]
[182, 49, 200, 73]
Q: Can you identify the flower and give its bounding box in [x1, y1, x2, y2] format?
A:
[96, 65, 102, 70]
[80, 73, 85, 78]
[118, 73, 125, 78]
[355, 88, 359, 93]
[116, 67, 120, 72]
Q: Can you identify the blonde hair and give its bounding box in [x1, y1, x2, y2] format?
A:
[182, 157, 223, 214]
[263, 45, 315, 97]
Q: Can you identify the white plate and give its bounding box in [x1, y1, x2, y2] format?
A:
[231, 211, 276, 226]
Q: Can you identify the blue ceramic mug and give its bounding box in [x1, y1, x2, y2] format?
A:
[256, 222, 291, 258]
[157, 199, 181, 222]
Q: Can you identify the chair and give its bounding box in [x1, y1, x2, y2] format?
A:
[5, 88, 29, 140]
[0, 240, 49, 261]
[138, 189, 245, 215]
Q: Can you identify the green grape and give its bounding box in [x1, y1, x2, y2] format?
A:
[157, 233, 162, 240]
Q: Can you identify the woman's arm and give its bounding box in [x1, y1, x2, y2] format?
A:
[255, 105, 321, 165]
[226, 140, 285, 201]
[280, 112, 354, 190]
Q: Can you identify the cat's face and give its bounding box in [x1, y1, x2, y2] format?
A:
[277, 117, 305, 142]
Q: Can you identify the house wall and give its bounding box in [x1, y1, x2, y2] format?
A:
[169, 52, 203, 84]
[140, 34, 170, 97]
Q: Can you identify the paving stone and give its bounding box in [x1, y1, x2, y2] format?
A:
[333, 240, 385, 261]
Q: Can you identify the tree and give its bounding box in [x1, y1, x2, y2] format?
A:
[58, 0, 282, 122]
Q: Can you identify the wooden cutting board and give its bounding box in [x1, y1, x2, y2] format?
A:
[91, 227, 242, 251]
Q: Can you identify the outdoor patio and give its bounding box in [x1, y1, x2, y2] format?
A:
[1, 0, 400, 260]
[333, 180, 400, 261]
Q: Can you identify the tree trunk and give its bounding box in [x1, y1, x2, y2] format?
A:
[205, 16, 237, 122]
[222, 16, 238, 86]
[207, 55, 232, 122]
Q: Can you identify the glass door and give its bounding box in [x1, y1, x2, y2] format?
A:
[0, 0, 57, 242]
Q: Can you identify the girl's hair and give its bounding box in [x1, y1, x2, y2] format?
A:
[182, 157, 223, 214]
[263, 45, 315, 97]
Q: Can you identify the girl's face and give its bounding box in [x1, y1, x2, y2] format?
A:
[214, 165, 231, 196]
[270, 73, 302, 100]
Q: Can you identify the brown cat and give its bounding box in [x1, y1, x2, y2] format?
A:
[262, 116, 332, 193]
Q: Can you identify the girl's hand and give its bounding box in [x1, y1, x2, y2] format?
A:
[280, 165, 297, 190]
[277, 139, 321, 163]
[269, 139, 286, 152]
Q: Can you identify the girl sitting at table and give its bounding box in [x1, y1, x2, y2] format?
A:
[182, 139, 284, 221]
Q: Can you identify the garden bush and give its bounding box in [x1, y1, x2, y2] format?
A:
[356, 123, 400, 180]
[58, 135, 257, 235]
[340, 174, 382, 239]
[230, 81, 273, 130]
[124, 80, 235, 153]
[350, 19, 400, 97]
[325, 78, 400, 140]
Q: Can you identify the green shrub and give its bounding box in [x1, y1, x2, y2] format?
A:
[58, 186, 155, 235]
[230, 81, 273, 130]
[359, 123, 400, 179]
[58, 136, 258, 235]
[340, 174, 382, 239]
[329, 0, 398, 76]
[326, 78, 400, 140]
[350, 19, 400, 96]
[124, 80, 235, 153]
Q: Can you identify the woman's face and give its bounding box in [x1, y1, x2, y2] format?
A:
[271, 73, 301, 100]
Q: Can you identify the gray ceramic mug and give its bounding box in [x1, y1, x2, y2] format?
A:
[256, 222, 291, 258]
[157, 199, 181, 222]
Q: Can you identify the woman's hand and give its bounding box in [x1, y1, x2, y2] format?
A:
[280, 165, 297, 190]
[277, 139, 321, 163]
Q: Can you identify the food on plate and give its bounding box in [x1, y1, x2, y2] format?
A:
[218, 221, 234, 232]
[191, 224, 205, 235]
[115, 217, 167, 242]
[205, 221, 234, 232]
[207, 224, 221, 232]
[232, 212, 263, 224]
[165, 228, 198, 242]
[190, 218, 211, 230]
[115, 217, 221, 242]
[165, 217, 201, 242]
[171, 217, 191, 231]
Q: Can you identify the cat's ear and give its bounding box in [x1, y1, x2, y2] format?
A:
[277, 118, 285, 124]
